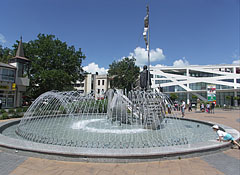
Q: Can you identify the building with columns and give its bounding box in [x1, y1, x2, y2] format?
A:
[0, 37, 30, 108]
[150, 64, 240, 106]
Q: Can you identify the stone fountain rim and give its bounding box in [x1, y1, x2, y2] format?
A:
[0, 118, 239, 160]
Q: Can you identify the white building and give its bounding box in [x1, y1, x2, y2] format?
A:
[150, 64, 240, 106]
[74, 73, 110, 99]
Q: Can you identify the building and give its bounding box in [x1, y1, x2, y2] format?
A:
[74, 73, 110, 99]
[0, 37, 30, 108]
[150, 64, 240, 106]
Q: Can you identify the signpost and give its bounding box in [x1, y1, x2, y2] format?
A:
[207, 85, 216, 104]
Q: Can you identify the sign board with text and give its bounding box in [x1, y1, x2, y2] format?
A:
[207, 85, 216, 102]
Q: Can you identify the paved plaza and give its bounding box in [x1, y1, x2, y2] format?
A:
[0, 109, 239, 175]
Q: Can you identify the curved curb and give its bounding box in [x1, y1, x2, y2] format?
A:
[0, 118, 239, 160]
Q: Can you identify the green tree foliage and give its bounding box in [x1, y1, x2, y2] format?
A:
[108, 57, 140, 92]
[13, 34, 86, 98]
[225, 95, 232, 105]
[0, 45, 13, 63]
[170, 93, 178, 102]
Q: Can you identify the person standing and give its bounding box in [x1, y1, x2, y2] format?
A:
[201, 103, 205, 112]
[188, 101, 192, 112]
[206, 103, 210, 113]
[211, 102, 215, 114]
[181, 100, 185, 117]
[0, 99, 2, 109]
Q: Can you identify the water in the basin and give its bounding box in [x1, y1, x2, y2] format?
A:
[13, 90, 217, 149]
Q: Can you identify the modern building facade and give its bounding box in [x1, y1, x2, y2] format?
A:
[74, 73, 110, 99]
[0, 37, 30, 108]
[150, 64, 240, 106]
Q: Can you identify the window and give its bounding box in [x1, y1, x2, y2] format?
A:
[155, 80, 172, 84]
[102, 80, 104, 85]
[1, 68, 15, 82]
[97, 89, 100, 94]
[155, 75, 166, 78]
[98, 80, 100, 85]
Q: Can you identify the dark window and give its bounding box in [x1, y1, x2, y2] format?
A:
[98, 80, 100, 85]
[102, 80, 104, 85]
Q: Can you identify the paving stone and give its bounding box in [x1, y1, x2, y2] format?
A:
[0, 152, 27, 175]
[202, 152, 240, 175]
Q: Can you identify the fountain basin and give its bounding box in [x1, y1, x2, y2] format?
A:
[1, 118, 239, 161]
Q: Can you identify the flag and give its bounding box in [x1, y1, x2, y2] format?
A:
[143, 6, 149, 48]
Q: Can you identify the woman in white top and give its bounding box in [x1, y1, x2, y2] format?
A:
[212, 125, 240, 149]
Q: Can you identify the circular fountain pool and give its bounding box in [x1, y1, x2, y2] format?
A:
[0, 90, 239, 160]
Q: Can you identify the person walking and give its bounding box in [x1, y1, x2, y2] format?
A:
[212, 125, 240, 149]
[181, 100, 185, 117]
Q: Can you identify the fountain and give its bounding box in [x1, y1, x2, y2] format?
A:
[15, 89, 186, 149]
[1, 88, 239, 162]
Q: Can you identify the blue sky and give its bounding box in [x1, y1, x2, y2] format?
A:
[0, 0, 239, 74]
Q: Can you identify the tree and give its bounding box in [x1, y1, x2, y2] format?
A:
[108, 57, 140, 92]
[191, 95, 198, 102]
[0, 45, 13, 63]
[225, 96, 232, 106]
[13, 34, 86, 98]
[170, 93, 178, 102]
[233, 96, 240, 106]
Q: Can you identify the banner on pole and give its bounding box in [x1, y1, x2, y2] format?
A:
[207, 84, 216, 102]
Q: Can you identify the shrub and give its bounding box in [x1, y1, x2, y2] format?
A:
[12, 112, 22, 118]
[8, 108, 15, 114]
[16, 108, 23, 113]
[0, 109, 6, 113]
[22, 107, 28, 112]
[2, 112, 9, 120]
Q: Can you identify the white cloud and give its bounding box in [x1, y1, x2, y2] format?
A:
[152, 64, 166, 68]
[173, 57, 190, 67]
[232, 59, 240, 65]
[0, 33, 6, 44]
[128, 47, 165, 66]
[83, 62, 108, 75]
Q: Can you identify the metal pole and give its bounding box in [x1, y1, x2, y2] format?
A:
[147, 5, 150, 90]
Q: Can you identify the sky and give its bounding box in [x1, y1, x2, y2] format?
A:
[0, 0, 239, 74]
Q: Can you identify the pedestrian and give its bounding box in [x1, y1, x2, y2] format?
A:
[212, 125, 240, 149]
[181, 100, 185, 117]
[211, 102, 215, 114]
[201, 103, 205, 112]
[188, 101, 192, 112]
[0, 99, 2, 109]
[206, 103, 210, 113]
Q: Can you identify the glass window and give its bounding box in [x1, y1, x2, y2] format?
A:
[155, 80, 172, 84]
[98, 80, 100, 85]
[155, 75, 166, 78]
[1, 68, 15, 82]
[102, 80, 104, 86]
[220, 79, 234, 83]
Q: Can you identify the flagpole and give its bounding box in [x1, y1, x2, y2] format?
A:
[146, 5, 150, 90]
[143, 4, 150, 91]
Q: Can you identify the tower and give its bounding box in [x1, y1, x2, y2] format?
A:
[8, 37, 30, 107]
